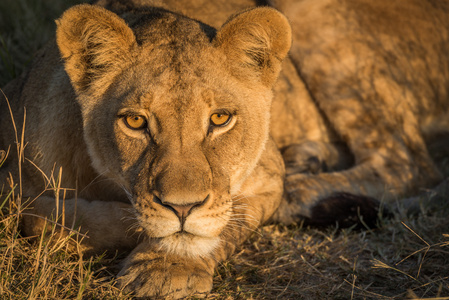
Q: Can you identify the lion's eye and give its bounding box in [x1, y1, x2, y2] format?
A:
[210, 113, 231, 126]
[124, 115, 147, 130]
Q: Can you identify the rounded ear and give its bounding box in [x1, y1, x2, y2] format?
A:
[213, 7, 292, 87]
[56, 4, 136, 96]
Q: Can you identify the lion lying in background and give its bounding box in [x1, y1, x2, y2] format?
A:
[1, 0, 448, 297]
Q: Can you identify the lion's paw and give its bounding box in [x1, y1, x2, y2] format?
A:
[118, 244, 213, 299]
[282, 144, 325, 175]
[281, 141, 354, 175]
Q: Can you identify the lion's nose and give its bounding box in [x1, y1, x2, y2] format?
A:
[166, 203, 197, 219]
[153, 194, 209, 222]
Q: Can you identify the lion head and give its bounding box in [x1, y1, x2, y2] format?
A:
[55, 4, 291, 257]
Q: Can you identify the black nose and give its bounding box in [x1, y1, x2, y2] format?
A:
[153, 194, 209, 222]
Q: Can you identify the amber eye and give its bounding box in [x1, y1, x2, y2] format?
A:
[210, 113, 231, 126]
[124, 115, 147, 130]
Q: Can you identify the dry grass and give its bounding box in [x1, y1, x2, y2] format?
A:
[210, 211, 449, 299]
[0, 195, 126, 299]
[2, 182, 449, 299]
[1, 1, 449, 299]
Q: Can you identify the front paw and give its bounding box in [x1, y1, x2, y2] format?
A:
[118, 243, 214, 299]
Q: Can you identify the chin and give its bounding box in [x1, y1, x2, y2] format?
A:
[157, 233, 221, 258]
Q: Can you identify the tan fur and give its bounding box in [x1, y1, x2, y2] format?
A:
[270, 0, 449, 223]
[1, 0, 448, 297]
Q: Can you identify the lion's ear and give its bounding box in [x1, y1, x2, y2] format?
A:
[56, 4, 136, 96]
[214, 7, 291, 87]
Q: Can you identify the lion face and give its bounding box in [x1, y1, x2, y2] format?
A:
[85, 39, 272, 257]
[55, 5, 291, 256]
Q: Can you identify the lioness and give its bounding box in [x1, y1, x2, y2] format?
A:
[1, 0, 448, 297]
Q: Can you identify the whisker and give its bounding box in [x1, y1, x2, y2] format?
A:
[222, 212, 262, 234]
[222, 220, 262, 238]
[226, 211, 260, 226]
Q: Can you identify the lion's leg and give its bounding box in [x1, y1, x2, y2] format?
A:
[22, 197, 142, 254]
[273, 129, 443, 226]
[273, 165, 389, 226]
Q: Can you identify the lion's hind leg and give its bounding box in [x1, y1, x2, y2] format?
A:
[274, 132, 442, 227]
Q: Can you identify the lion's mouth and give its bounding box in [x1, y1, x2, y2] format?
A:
[134, 193, 231, 242]
[134, 208, 227, 257]
[157, 232, 221, 258]
[172, 230, 195, 237]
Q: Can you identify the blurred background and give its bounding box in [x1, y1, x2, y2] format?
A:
[0, 0, 85, 86]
